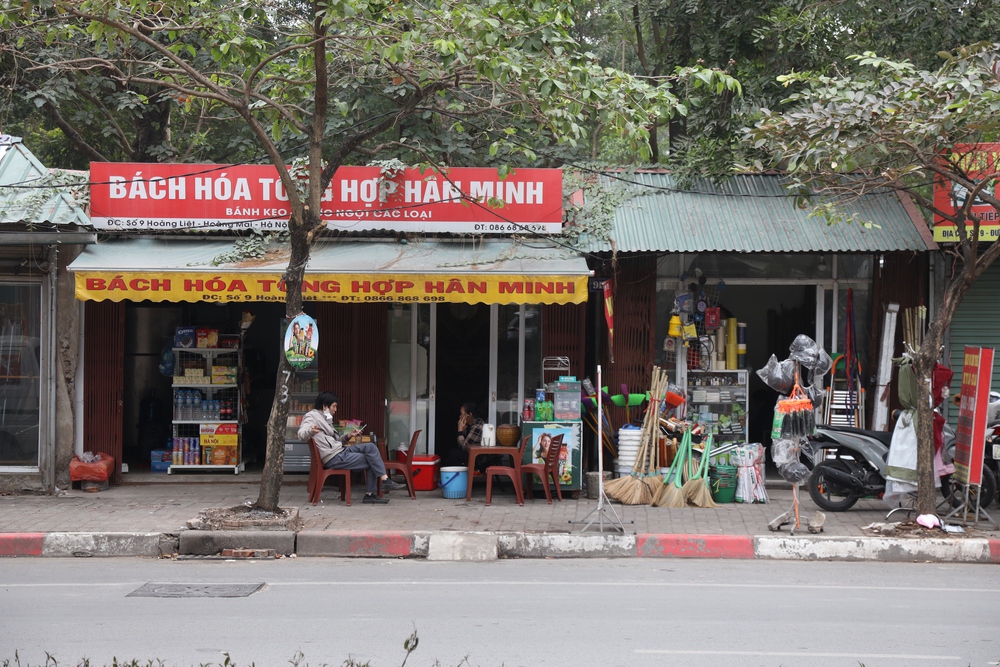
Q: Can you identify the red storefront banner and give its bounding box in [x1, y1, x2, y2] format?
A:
[933, 144, 1000, 243]
[953, 346, 995, 486]
[89, 163, 563, 234]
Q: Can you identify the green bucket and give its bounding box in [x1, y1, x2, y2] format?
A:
[709, 465, 738, 504]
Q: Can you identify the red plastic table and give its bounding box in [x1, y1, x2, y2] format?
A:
[465, 446, 521, 501]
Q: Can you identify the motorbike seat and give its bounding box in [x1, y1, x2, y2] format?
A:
[822, 424, 894, 448]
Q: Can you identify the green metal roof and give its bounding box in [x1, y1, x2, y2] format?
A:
[0, 136, 90, 227]
[578, 172, 935, 254]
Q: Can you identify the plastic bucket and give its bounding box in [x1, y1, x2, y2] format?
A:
[440, 466, 468, 499]
[709, 465, 738, 503]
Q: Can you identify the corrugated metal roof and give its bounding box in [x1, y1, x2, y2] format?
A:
[0, 136, 90, 227]
[69, 237, 590, 275]
[578, 172, 934, 254]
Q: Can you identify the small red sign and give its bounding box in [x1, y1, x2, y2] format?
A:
[953, 346, 994, 487]
[89, 163, 563, 234]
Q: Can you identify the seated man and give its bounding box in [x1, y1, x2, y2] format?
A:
[445, 402, 498, 473]
[298, 391, 402, 504]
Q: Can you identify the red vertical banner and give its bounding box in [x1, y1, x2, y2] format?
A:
[954, 346, 995, 486]
[603, 280, 614, 364]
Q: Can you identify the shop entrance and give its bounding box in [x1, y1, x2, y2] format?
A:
[435, 303, 490, 465]
[385, 302, 543, 459]
[719, 284, 816, 445]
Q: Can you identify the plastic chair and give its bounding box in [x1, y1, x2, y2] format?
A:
[383, 429, 421, 499]
[522, 433, 564, 503]
[485, 435, 528, 506]
[307, 438, 352, 506]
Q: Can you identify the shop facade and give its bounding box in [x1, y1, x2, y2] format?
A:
[69, 195, 590, 480]
[0, 136, 94, 493]
[581, 173, 936, 442]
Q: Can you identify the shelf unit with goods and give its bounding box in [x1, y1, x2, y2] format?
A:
[170, 347, 245, 474]
[686, 369, 749, 442]
[283, 366, 319, 473]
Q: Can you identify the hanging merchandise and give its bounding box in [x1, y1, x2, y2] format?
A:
[777, 371, 816, 438]
[705, 307, 721, 329]
[284, 312, 318, 369]
[603, 280, 615, 364]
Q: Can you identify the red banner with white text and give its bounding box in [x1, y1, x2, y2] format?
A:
[90, 163, 563, 234]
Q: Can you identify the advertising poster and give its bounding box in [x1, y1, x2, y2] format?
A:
[522, 421, 582, 491]
[953, 346, 995, 486]
[284, 313, 318, 369]
[932, 144, 1000, 242]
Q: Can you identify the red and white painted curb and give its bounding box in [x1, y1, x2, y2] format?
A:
[3, 530, 1000, 562]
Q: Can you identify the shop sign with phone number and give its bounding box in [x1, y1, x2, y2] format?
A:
[74, 271, 587, 305]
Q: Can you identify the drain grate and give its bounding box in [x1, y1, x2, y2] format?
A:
[127, 582, 265, 598]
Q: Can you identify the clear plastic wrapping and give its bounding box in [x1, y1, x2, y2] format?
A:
[756, 354, 795, 394]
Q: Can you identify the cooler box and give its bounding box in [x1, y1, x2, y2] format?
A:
[411, 454, 441, 491]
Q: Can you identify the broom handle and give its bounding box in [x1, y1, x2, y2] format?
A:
[673, 430, 691, 488]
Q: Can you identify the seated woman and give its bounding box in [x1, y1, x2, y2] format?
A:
[298, 391, 402, 504]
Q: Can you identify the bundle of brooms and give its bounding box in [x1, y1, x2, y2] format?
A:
[605, 368, 670, 505]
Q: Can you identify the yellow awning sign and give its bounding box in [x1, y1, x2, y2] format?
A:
[74, 271, 588, 305]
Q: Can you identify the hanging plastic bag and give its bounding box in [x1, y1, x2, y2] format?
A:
[158, 346, 175, 376]
[788, 334, 831, 374]
[757, 354, 795, 394]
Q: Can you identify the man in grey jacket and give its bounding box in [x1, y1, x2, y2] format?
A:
[298, 391, 401, 504]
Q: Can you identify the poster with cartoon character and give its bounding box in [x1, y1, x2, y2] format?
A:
[521, 420, 582, 491]
[284, 313, 318, 369]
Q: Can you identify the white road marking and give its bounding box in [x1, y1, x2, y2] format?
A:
[636, 650, 961, 660]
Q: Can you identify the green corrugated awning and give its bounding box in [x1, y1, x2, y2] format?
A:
[0, 136, 90, 227]
[578, 173, 936, 254]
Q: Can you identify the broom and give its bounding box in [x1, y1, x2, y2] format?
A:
[651, 429, 691, 507]
[605, 401, 655, 505]
[683, 435, 718, 508]
[641, 368, 670, 497]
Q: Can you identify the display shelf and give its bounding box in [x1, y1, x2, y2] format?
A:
[284, 367, 318, 472]
[171, 340, 244, 475]
[686, 369, 748, 441]
[168, 462, 246, 474]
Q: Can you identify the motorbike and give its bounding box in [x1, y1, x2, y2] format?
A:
[805, 398, 999, 512]
[940, 391, 1000, 510]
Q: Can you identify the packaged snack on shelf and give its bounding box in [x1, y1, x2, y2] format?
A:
[174, 326, 196, 348]
[196, 328, 219, 348]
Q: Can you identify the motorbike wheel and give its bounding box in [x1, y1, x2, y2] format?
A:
[941, 467, 997, 509]
[807, 460, 861, 512]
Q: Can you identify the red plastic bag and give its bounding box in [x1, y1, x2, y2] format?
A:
[69, 454, 115, 482]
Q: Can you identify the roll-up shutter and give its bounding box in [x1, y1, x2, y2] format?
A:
[948, 262, 1000, 427]
[317, 303, 387, 438]
[83, 300, 125, 485]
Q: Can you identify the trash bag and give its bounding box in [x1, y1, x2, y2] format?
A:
[756, 354, 795, 394]
[158, 346, 175, 377]
[779, 461, 811, 484]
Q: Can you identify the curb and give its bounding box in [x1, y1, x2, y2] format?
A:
[3, 531, 1000, 562]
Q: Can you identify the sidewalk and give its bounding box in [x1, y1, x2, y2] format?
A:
[2, 474, 998, 562]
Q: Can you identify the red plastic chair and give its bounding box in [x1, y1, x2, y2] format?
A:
[307, 438, 352, 506]
[485, 436, 528, 506]
[383, 429, 421, 499]
[522, 433, 564, 503]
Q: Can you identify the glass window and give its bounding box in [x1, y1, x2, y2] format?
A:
[523, 305, 542, 409]
[0, 282, 42, 466]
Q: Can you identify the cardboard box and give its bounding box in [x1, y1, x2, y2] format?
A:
[200, 422, 238, 448]
[150, 449, 170, 473]
[219, 335, 240, 349]
[184, 368, 205, 377]
[174, 326, 196, 348]
[196, 328, 219, 348]
[411, 454, 441, 491]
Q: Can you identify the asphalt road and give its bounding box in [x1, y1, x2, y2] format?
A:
[0, 557, 996, 667]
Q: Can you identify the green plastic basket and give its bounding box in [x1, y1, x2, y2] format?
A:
[709, 465, 738, 503]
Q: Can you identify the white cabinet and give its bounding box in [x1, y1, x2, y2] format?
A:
[686, 369, 748, 442]
[169, 347, 244, 473]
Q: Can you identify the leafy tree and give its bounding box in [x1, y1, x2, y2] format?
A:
[1, 0, 739, 511]
[748, 44, 1000, 514]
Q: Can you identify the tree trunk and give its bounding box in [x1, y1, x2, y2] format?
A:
[256, 218, 313, 512]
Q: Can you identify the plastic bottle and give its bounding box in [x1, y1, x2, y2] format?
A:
[174, 392, 182, 420]
[193, 392, 202, 421]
